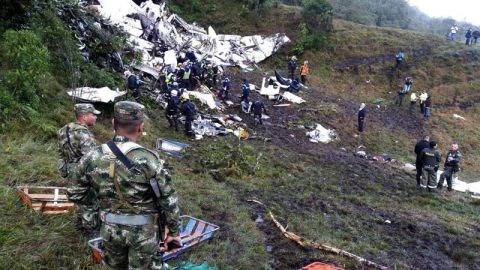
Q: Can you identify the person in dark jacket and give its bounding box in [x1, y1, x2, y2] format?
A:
[465, 28, 473, 45]
[288, 56, 297, 80]
[180, 93, 196, 138]
[419, 141, 441, 192]
[358, 103, 367, 133]
[125, 71, 144, 103]
[424, 95, 432, 120]
[220, 76, 231, 100]
[241, 79, 250, 103]
[251, 97, 267, 126]
[437, 143, 462, 191]
[414, 135, 430, 186]
[473, 30, 480, 45]
[165, 90, 180, 131]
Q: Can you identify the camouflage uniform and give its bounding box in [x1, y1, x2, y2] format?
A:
[59, 103, 100, 231]
[69, 101, 180, 270]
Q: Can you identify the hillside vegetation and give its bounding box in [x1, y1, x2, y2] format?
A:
[1, 1, 479, 270]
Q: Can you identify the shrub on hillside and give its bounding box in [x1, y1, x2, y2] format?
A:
[302, 0, 333, 33]
[0, 30, 52, 121]
[294, 0, 332, 54]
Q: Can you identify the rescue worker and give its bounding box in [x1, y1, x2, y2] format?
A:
[424, 95, 432, 120]
[419, 92, 428, 114]
[299, 61, 309, 85]
[181, 62, 192, 90]
[395, 85, 408, 106]
[419, 141, 441, 192]
[437, 143, 462, 191]
[409, 92, 417, 113]
[126, 71, 144, 103]
[251, 97, 267, 126]
[68, 101, 181, 269]
[414, 135, 430, 187]
[58, 103, 100, 234]
[241, 79, 250, 103]
[358, 103, 367, 133]
[395, 50, 405, 69]
[403, 77, 413, 93]
[449, 24, 459, 41]
[288, 56, 297, 80]
[180, 93, 196, 138]
[220, 76, 231, 100]
[465, 28, 473, 45]
[165, 90, 180, 131]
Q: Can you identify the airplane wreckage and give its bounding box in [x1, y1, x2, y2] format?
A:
[67, 0, 291, 103]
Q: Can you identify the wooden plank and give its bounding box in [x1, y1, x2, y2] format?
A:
[28, 194, 68, 200]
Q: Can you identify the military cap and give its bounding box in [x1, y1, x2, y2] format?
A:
[114, 101, 146, 122]
[74, 103, 101, 115]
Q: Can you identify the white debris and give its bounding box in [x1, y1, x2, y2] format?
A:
[403, 163, 416, 172]
[434, 171, 480, 194]
[453, 114, 466, 120]
[306, 124, 336, 144]
[95, 0, 290, 68]
[67, 87, 126, 103]
[259, 77, 280, 96]
[282, 92, 305, 104]
[187, 91, 219, 110]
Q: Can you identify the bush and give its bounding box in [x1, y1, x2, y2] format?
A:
[0, 30, 51, 114]
[302, 0, 333, 33]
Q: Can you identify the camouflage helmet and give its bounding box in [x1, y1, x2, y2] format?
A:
[114, 101, 146, 122]
[74, 103, 101, 115]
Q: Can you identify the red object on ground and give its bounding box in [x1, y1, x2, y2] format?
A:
[302, 262, 344, 270]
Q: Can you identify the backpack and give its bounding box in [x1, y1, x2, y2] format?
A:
[183, 101, 196, 117]
[127, 75, 139, 89]
[167, 97, 179, 114]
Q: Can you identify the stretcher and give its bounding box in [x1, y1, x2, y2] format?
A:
[88, 215, 219, 263]
[16, 186, 74, 214]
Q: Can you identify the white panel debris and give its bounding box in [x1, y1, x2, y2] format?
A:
[306, 124, 336, 144]
[95, 0, 290, 68]
[259, 77, 280, 96]
[282, 92, 305, 104]
[68, 87, 127, 103]
[187, 91, 218, 110]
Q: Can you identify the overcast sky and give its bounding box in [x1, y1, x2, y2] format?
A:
[407, 0, 480, 25]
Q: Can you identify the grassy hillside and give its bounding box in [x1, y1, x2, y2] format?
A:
[1, 1, 480, 270]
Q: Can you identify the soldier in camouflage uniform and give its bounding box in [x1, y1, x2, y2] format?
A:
[68, 101, 181, 270]
[58, 103, 100, 232]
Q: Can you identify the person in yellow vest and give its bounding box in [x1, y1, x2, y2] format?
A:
[299, 61, 309, 85]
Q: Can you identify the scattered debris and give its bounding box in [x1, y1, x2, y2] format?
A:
[155, 138, 189, 158]
[233, 128, 250, 140]
[17, 186, 74, 214]
[306, 124, 337, 144]
[247, 199, 388, 270]
[282, 91, 305, 104]
[403, 163, 416, 172]
[453, 114, 466, 120]
[94, 0, 290, 69]
[188, 91, 220, 110]
[67, 87, 126, 103]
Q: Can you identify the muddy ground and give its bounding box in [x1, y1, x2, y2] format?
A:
[194, 67, 480, 269]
